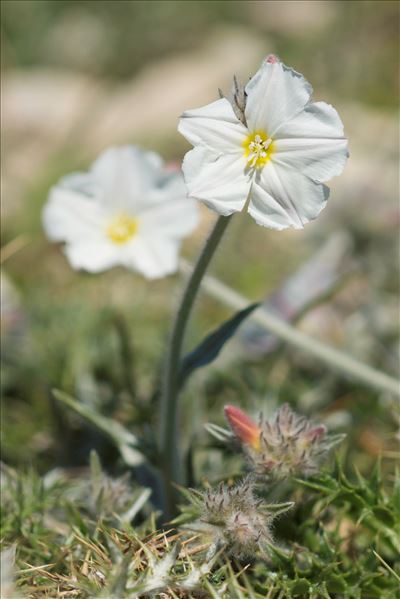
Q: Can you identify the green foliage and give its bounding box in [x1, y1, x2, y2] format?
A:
[1, 0, 243, 79]
[2, 453, 398, 598]
[176, 462, 400, 598]
[179, 303, 260, 387]
[2, 1, 397, 108]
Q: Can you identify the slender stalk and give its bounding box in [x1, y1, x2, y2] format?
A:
[160, 214, 232, 517]
[111, 313, 136, 400]
[179, 260, 400, 397]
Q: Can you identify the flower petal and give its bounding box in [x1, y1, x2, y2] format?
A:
[182, 146, 250, 215]
[275, 101, 345, 138]
[57, 172, 99, 197]
[273, 102, 349, 181]
[140, 198, 199, 239]
[42, 187, 106, 243]
[139, 176, 199, 237]
[179, 98, 248, 153]
[248, 181, 300, 230]
[245, 60, 313, 135]
[120, 237, 180, 279]
[65, 241, 120, 273]
[248, 162, 329, 230]
[224, 405, 261, 450]
[273, 138, 348, 183]
[90, 146, 165, 212]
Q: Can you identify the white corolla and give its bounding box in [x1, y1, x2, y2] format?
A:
[43, 146, 199, 278]
[178, 55, 348, 230]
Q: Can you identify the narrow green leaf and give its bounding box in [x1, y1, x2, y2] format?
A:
[179, 303, 260, 387]
[53, 389, 144, 466]
[372, 550, 400, 583]
[89, 450, 103, 500]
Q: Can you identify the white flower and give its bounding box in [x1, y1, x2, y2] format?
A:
[43, 146, 199, 279]
[178, 56, 348, 230]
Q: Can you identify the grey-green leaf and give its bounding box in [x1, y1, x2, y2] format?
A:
[179, 303, 260, 387]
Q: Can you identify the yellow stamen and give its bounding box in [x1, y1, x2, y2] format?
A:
[107, 214, 138, 244]
[243, 130, 274, 168]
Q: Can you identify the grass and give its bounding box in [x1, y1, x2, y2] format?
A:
[2, 447, 399, 597]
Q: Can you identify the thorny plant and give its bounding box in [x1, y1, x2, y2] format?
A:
[2, 449, 399, 598]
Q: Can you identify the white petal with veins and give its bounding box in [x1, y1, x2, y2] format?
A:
[245, 60, 313, 135]
[249, 162, 329, 230]
[179, 98, 248, 152]
[178, 56, 348, 230]
[273, 101, 348, 181]
[273, 136, 348, 183]
[183, 147, 250, 215]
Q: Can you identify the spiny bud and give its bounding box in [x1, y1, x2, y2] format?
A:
[194, 477, 291, 559]
[225, 403, 344, 480]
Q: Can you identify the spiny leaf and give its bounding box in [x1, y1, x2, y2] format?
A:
[289, 578, 311, 597]
[295, 475, 338, 494]
[97, 552, 132, 597]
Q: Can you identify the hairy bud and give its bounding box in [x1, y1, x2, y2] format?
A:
[193, 477, 291, 559]
[225, 403, 344, 480]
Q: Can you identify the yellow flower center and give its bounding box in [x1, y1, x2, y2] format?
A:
[243, 130, 274, 168]
[107, 214, 138, 244]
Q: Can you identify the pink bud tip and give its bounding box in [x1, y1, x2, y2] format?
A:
[224, 405, 261, 450]
[266, 54, 278, 64]
[306, 425, 327, 443]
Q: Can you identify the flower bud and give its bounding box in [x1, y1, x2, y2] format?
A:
[224, 405, 261, 450]
[225, 403, 344, 480]
[195, 477, 289, 559]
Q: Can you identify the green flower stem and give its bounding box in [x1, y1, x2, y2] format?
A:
[160, 214, 232, 518]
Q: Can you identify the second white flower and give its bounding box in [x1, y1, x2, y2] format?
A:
[42, 146, 199, 279]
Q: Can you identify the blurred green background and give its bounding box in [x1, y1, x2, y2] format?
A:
[2, 0, 398, 106]
[1, 1, 399, 478]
